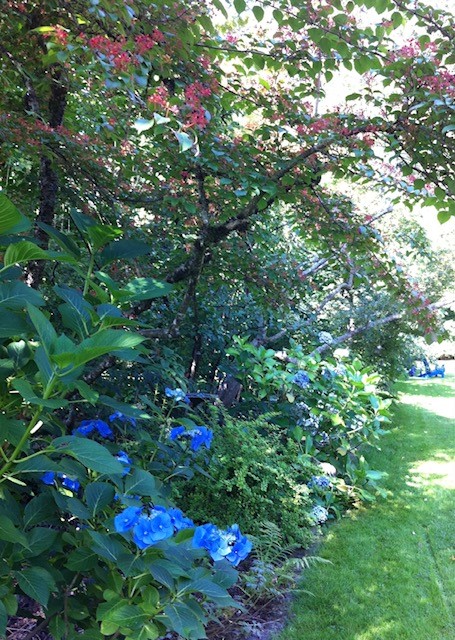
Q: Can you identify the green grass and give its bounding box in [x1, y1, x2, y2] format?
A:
[278, 373, 455, 640]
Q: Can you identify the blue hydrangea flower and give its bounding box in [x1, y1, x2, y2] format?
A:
[310, 505, 329, 524]
[73, 419, 113, 439]
[109, 411, 137, 427]
[308, 475, 331, 490]
[114, 506, 143, 533]
[58, 474, 80, 492]
[225, 524, 253, 567]
[293, 370, 310, 389]
[132, 509, 174, 549]
[168, 507, 194, 531]
[169, 426, 213, 451]
[193, 523, 252, 566]
[116, 450, 132, 476]
[169, 426, 186, 441]
[188, 427, 213, 452]
[165, 387, 189, 403]
[40, 471, 55, 485]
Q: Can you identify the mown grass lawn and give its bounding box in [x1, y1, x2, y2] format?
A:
[278, 371, 455, 640]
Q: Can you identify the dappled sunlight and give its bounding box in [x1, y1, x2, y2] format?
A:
[398, 393, 455, 419]
[354, 620, 395, 639]
[407, 456, 455, 490]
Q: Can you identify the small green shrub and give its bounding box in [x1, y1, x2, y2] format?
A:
[173, 411, 317, 546]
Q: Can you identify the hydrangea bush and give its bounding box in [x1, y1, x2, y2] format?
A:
[0, 209, 252, 640]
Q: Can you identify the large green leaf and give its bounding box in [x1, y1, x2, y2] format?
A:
[0, 312, 29, 338]
[0, 282, 43, 310]
[87, 224, 122, 251]
[52, 436, 124, 474]
[23, 494, 57, 529]
[12, 378, 67, 408]
[123, 277, 173, 301]
[27, 303, 58, 353]
[3, 241, 50, 267]
[24, 527, 58, 557]
[0, 515, 29, 547]
[161, 602, 206, 640]
[84, 482, 115, 516]
[51, 329, 145, 369]
[100, 239, 152, 264]
[98, 395, 152, 419]
[37, 221, 81, 257]
[15, 567, 55, 607]
[0, 193, 31, 236]
[88, 531, 125, 563]
[66, 547, 99, 571]
[125, 469, 159, 499]
[99, 602, 148, 627]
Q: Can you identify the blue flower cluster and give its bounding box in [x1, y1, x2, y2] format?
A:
[308, 475, 331, 490]
[293, 370, 310, 389]
[169, 426, 213, 451]
[40, 472, 80, 492]
[72, 412, 137, 440]
[114, 505, 194, 549]
[73, 418, 113, 439]
[193, 523, 252, 567]
[116, 450, 132, 476]
[310, 505, 329, 524]
[165, 387, 190, 403]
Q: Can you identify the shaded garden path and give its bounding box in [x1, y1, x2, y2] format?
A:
[278, 370, 455, 640]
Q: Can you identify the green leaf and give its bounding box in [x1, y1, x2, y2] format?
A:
[99, 396, 152, 420]
[72, 380, 99, 404]
[100, 239, 152, 264]
[0, 193, 31, 236]
[12, 378, 67, 408]
[162, 602, 206, 640]
[123, 277, 173, 301]
[0, 312, 29, 338]
[234, 0, 246, 13]
[369, 395, 379, 410]
[66, 547, 99, 571]
[0, 515, 29, 547]
[14, 455, 62, 474]
[23, 494, 57, 528]
[173, 130, 194, 152]
[102, 604, 148, 626]
[3, 241, 50, 267]
[437, 210, 451, 224]
[84, 482, 115, 516]
[37, 221, 81, 258]
[51, 329, 145, 369]
[133, 118, 154, 132]
[89, 531, 125, 563]
[52, 436, 124, 474]
[15, 567, 55, 607]
[252, 5, 264, 21]
[87, 225, 123, 252]
[25, 527, 58, 557]
[27, 303, 58, 353]
[125, 469, 159, 499]
[0, 282, 43, 310]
